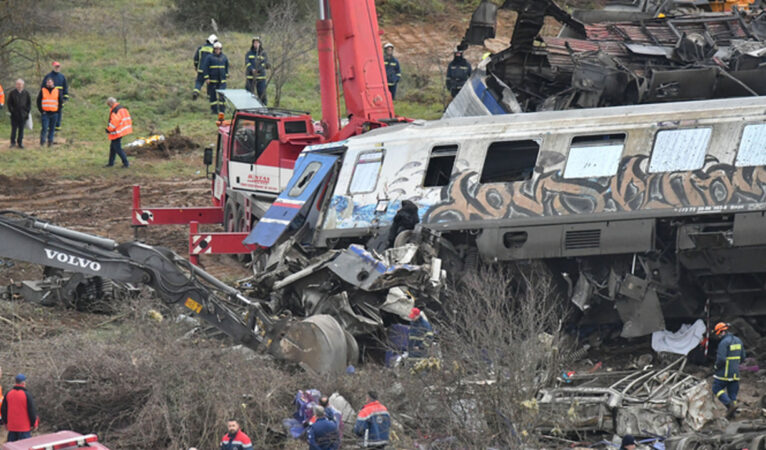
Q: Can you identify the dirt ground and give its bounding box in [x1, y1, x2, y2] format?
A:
[0, 174, 250, 283]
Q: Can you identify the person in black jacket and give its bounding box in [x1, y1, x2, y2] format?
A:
[446, 50, 472, 98]
[7, 79, 31, 148]
[245, 36, 269, 104]
[387, 200, 420, 247]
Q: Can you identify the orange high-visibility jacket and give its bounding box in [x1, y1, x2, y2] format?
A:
[40, 87, 59, 112]
[107, 103, 133, 140]
[0, 83, 4, 106]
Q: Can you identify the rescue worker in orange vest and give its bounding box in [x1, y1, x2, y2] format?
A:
[0, 82, 5, 110]
[37, 77, 61, 147]
[104, 97, 133, 168]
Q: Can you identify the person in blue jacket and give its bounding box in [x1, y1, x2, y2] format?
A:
[353, 391, 390, 449]
[307, 406, 339, 450]
[203, 42, 229, 114]
[712, 322, 745, 418]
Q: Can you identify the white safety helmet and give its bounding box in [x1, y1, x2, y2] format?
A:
[383, 43, 394, 50]
[208, 34, 218, 44]
[213, 42, 222, 49]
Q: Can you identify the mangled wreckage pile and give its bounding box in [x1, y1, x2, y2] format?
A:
[239, 228, 446, 373]
[536, 355, 766, 449]
[448, 0, 766, 116]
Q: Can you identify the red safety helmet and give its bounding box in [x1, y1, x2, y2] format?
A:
[714, 322, 729, 336]
[408, 307, 421, 320]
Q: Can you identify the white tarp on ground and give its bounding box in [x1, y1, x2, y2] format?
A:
[651, 319, 706, 355]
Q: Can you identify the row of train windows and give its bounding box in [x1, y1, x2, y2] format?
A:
[348, 123, 766, 193]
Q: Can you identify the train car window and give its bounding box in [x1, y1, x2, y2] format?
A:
[230, 118, 257, 164]
[423, 145, 458, 187]
[564, 133, 626, 179]
[288, 161, 322, 197]
[736, 123, 766, 167]
[649, 128, 711, 173]
[349, 150, 384, 194]
[480, 140, 539, 183]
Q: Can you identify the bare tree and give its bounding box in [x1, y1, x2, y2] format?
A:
[0, 0, 51, 81]
[262, 0, 316, 107]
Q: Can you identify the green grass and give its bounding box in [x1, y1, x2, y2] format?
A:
[0, 0, 446, 178]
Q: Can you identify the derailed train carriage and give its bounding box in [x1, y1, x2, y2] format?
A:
[247, 96, 766, 338]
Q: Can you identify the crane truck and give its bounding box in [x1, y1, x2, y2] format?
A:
[131, 0, 407, 265]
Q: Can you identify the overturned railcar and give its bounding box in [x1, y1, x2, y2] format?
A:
[251, 97, 766, 337]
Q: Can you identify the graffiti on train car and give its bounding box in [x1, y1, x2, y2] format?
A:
[423, 156, 766, 223]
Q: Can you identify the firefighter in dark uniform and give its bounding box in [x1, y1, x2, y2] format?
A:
[383, 43, 401, 100]
[712, 322, 745, 418]
[203, 41, 229, 114]
[193, 34, 217, 100]
[245, 36, 269, 105]
[446, 49, 472, 98]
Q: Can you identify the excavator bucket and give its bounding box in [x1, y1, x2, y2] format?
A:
[277, 314, 357, 375]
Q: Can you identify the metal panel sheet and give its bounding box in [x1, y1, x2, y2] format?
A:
[244, 153, 338, 248]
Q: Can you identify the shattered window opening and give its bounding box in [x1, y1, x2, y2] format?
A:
[349, 151, 384, 194]
[649, 128, 712, 173]
[288, 161, 322, 197]
[230, 118, 257, 164]
[423, 145, 458, 187]
[735, 123, 766, 167]
[479, 140, 540, 183]
[564, 133, 626, 179]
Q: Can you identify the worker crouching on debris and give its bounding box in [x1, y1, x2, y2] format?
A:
[307, 405, 339, 450]
[387, 200, 420, 248]
[220, 419, 253, 450]
[354, 391, 391, 449]
[1, 374, 39, 442]
[104, 97, 133, 168]
[408, 307, 434, 361]
[713, 322, 745, 418]
[204, 41, 229, 114]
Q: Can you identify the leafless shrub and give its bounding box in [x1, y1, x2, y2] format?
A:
[1, 305, 307, 449]
[392, 262, 573, 447]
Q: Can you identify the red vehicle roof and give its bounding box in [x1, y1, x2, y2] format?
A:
[1, 431, 110, 450]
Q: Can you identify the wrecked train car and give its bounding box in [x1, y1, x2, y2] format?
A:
[446, 1, 766, 118]
[247, 96, 766, 338]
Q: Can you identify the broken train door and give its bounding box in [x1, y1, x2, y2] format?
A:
[244, 153, 339, 249]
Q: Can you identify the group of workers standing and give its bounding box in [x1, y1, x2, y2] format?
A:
[192, 34, 269, 114]
[188, 33, 472, 112]
[2, 61, 133, 167]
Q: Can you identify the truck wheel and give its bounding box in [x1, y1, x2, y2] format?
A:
[234, 207, 252, 263]
[224, 199, 237, 232]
